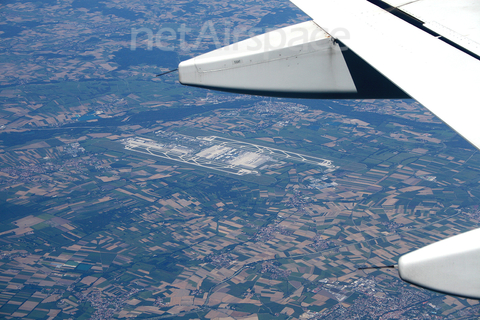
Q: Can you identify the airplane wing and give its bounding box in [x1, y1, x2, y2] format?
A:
[290, 0, 480, 149]
[178, 0, 480, 299]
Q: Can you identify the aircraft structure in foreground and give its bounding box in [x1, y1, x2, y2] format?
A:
[177, 0, 480, 299]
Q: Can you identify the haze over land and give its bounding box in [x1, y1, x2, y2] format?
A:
[1, 0, 480, 319]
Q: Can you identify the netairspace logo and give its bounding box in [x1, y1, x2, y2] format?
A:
[130, 21, 350, 53]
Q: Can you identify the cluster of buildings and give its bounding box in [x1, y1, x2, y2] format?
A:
[204, 253, 233, 268]
[254, 225, 293, 242]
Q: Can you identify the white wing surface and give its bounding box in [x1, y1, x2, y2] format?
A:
[290, 0, 480, 150]
[383, 0, 480, 57]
